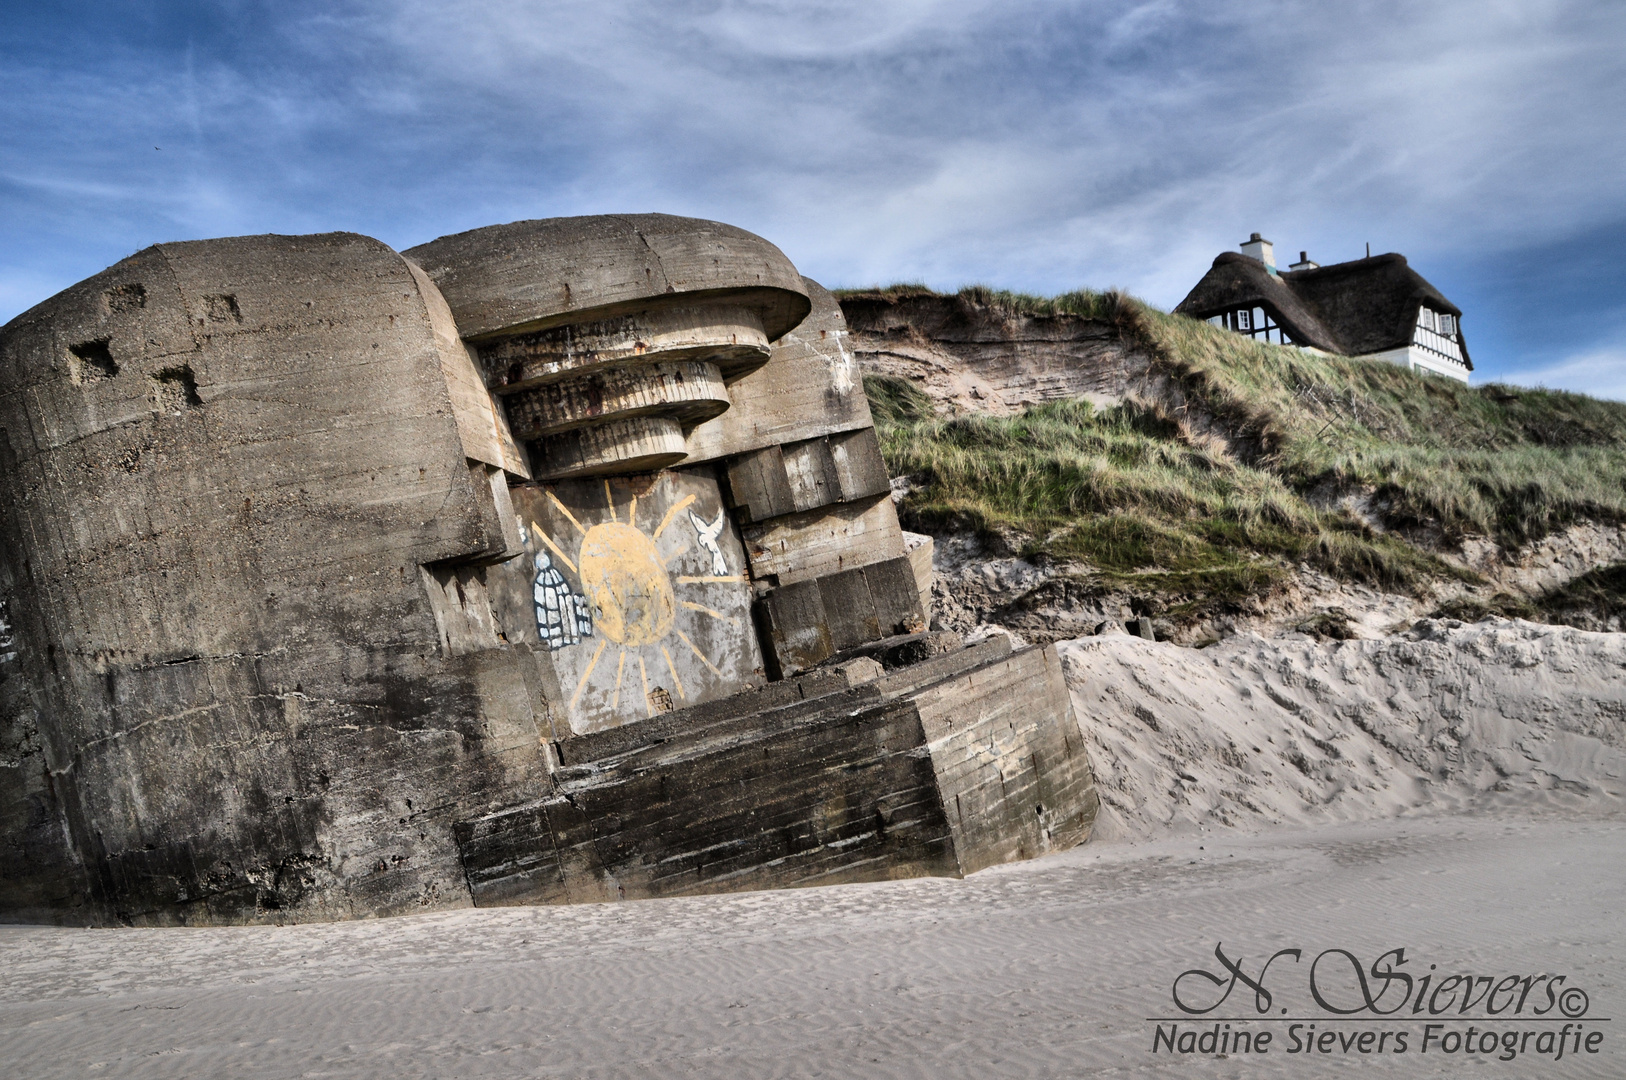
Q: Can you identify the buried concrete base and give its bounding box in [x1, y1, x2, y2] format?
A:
[455, 638, 1098, 905]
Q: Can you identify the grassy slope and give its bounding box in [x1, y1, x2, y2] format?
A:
[857, 287, 1626, 617]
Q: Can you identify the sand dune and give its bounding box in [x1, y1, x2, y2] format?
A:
[1062, 618, 1626, 839]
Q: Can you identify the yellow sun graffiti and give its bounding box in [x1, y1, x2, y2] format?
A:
[532, 479, 746, 723]
[579, 521, 674, 647]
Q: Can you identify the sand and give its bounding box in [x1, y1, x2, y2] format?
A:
[1062, 618, 1626, 839]
[3, 618, 1622, 1078]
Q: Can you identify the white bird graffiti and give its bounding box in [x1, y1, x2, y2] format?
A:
[688, 507, 730, 576]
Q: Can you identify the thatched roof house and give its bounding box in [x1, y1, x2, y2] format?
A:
[1174, 234, 1471, 382]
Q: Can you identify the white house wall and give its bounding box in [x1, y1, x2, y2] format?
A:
[1413, 322, 1465, 365]
[1357, 345, 1470, 383]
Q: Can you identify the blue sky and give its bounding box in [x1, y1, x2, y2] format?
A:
[3, 1, 1623, 394]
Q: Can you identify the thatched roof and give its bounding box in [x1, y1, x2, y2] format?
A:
[1174, 252, 1471, 371]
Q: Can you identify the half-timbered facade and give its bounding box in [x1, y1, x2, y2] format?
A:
[1205, 305, 1295, 346]
[1175, 234, 1472, 382]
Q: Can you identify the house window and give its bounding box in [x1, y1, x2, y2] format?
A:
[1213, 305, 1293, 346]
[1412, 308, 1465, 365]
[1418, 309, 1458, 339]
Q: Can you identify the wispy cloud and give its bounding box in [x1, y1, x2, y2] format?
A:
[1497, 346, 1626, 403]
[2, 1, 1623, 384]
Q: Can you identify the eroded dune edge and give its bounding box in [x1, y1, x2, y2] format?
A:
[1061, 618, 1626, 840]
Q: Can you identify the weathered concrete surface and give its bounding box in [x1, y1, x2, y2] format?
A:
[477, 307, 767, 388]
[1, 223, 1099, 927]
[523, 413, 694, 479]
[722, 427, 890, 524]
[407, 216, 813, 479]
[458, 692, 957, 904]
[455, 640, 1095, 905]
[739, 494, 921, 681]
[406, 258, 531, 480]
[911, 643, 1093, 873]
[754, 561, 927, 678]
[0, 233, 555, 925]
[685, 278, 872, 463]
[405, 215, 810, 345]
[739, 495, 907, 586]
[501, 360, 730, 443]
[903, 531, 935, 620]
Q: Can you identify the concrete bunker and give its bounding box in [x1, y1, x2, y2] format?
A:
[0, 216, 1097, 925]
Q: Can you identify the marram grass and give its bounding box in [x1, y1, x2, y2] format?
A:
[861, 288, 1626, 603]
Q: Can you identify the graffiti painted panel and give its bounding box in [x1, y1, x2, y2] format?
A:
[511, 468, 763, 735]
[0, 597, 15, 665]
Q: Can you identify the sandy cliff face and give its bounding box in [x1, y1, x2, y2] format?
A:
[1459, 521, 1626, 603]
[839, 292, 1144, 415]
[922, 521, 1626, 647]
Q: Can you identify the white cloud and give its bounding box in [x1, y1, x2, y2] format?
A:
[1496, 346, 1626, 402]
[320, 0, 1626, 300]
[2, 0, 1623, 351]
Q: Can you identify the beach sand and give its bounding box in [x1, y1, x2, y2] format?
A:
[1, 817, 1620, 1078]
[3, 620, 1623, 1078]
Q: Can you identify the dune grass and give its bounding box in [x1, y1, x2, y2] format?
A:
[861, 287, 1626, 605]
[836, 282, 1130, 321]
[1125, 302, 1626, 546]
[869, 377, 1455, 598]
